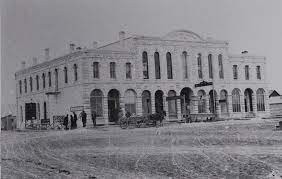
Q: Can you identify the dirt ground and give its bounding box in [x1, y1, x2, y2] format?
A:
[1, 118, 282, 179]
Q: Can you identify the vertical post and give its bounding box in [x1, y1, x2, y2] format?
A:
[177, 99, 182, 120]
[103, 97, 109, 125]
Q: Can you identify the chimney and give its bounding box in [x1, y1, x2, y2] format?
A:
[119, 31, 125, 47]
[21, 61, 26, 69]
[44, 48, 50, 61]
[92, 41, 98, 49]
[69, 43, 75, 53]
[32, 57, 38, 66]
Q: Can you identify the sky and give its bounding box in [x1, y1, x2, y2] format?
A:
[1, 0, 282, 116]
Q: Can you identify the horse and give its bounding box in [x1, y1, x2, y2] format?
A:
[148, 111, 166, 127]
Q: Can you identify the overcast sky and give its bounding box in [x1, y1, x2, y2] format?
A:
[2, 0, 282, 115]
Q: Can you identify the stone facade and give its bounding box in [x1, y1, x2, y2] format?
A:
[15, 30, 270, 128]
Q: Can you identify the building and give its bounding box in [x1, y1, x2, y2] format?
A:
[269, 90, 282, 117]
[15, 30, 270, 128]
[1, 115, 17, 130]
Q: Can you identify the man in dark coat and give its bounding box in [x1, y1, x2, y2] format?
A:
[73, 112, 78, 129]
[91, 111, 97, 127]
[63, 114, 69, 130]
[80, 110, 87, 127]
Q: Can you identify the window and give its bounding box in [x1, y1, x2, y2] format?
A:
[90, 89, 103, 117]
[256, 66, 261, 80]
[36, 75, 39, 90]
[197, 53, 203, 79]
[19, 80, 22, 94]
[110, 62, 116, 79]
[257, 88, 265, 111]
[30, 77, 33, 92]
[198, 90, 206, 113]
[142, 51, 149, 79]
[168, 90, 177, 117]
[182, 51, 188, 79]
[154, 52, 161, 79]
[208, 54, 213, 79]
[48, 71, 51, 87]
[126, 63, 131, 79]
[232, 88, 241, 112]
[124, 89, 137, 114]
[42, 73, 45, 89]
[24, 79, 27, 93]
[245, 65, 249, 80]
[73, 64, 78, 81]
[218, 54, 224, 79]
[93, 62, 99, 78]
[64, 67, 68, 83]
[167, 52, 173, 79]
[55, 69, 58, 91]
[233, 65, 238, 80]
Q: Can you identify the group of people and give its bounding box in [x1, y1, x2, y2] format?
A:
[63, 110, 97, 130]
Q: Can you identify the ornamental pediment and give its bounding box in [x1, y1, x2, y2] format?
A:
[162, 30, 205, 42]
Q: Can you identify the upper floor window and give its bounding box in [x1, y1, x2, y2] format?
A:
[64, 67, 68, 83]
[208, 54, 213, 79]
[256, 66, 261, 80]
[126, 62, 132, 79]
[93, 62, 99, 79]
[197, 53, 203, 79]
[48, 71, 51, 87]
[142, 51, 149, 79]
[30, 77, 33, 92]
[182, 51, 188, 79]
[19, 80, 22, 94]
[233, 65, 238, 80]
[42, 73, 46, 89]
[110, 62, 116, 79]
[245, 65, 249, 80]
[73, 64, 78, 81]
[24, 78, 27, 93]
[218, 54, 224, 79]
[154, 52, 161, 79]
[167, 52, 173, 79]
[36, 75, 39, 90]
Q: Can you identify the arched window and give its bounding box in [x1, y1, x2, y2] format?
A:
[182, 51, 188, 79]
[44, 101, 47, 119]
[245, 65, 249, 80]
[54, 69, 58, 91]
[73, 64, 78, 81]
[256, 66, 261, 80]
[168, 90, 177, 117]
[257, 88, 265, 111]
[64, 67, 68, 83]
[110, 62, 116, 79]
[142, 51, 149, 79]
[42, 73, 46, 88]
[93, 62, 99, 78]
[142, 90, 152, 115]
[48, 71, 51, 87]
[198, 90, 206, 113]
[233, 65, 238, 80]
[19, 80, 22, 94]
[167, 52, 173, 79]
[208, 54, 213, 79]
[126, 62, 132, 79]
[197, 53, 203, 79]
[30, 77, 33, 92]
[218, 54, 224, 79]
[24, 79, 27, 93]
[90, 89, 103, 117]
[232, 88, 241, 112]
[154, 52, 161, 79]
[36, 75, 39, 90]
[124, 89, 137, 114]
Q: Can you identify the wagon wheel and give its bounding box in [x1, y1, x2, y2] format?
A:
[119, 117, 128, 129]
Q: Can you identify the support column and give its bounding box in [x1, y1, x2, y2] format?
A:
[240, 95, 245, 116]
[228, 95, 233, 115]
[103, 97, 109, 125]
[193, 96, 198, 114]
[120, 97, 125, 117]
[252, 93, 257, 116]
[136, 96, 142, 116]
[177, 99, 182, 120]
[151, 97, 156, 114]
[206, 96, 210, 113]
[163, 97, 169, 120]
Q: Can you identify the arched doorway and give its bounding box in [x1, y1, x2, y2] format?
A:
[256, 88, 265, 111]
[108, 89, 120, 122]
[124, 89, 137, 115]
[142, 90, 152, 115]
[209, 90, 217, 113]
[180, 87, 194, 114]
[155, 90, 164, 113]
[220, 90, 228, 114]
[90, 89, 103, 117]
[244, 88, 253, 112]
[43, 102, 47, 119]
[168, 90, 177, 117]
[198, 90, 206, 113]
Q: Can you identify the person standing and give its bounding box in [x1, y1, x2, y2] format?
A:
[91, 111, 97, 127]
[80, 110, 87, 127]
[73, 112, 78, 129]
[63, 114, 69, 130]
[70, 114, 75, 129]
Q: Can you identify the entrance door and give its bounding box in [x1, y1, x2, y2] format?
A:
[25, 103, 36, 121]
[244, 88, 253, 112]
[155, 90, 164, 113]
[108, 89, 120, 122]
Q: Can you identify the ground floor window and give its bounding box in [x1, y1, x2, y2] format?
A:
[90, 89, 103, 117]
[232, 89, 241, 112]
[198, 90, 206, 113]
[257, 88, 265, 111]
